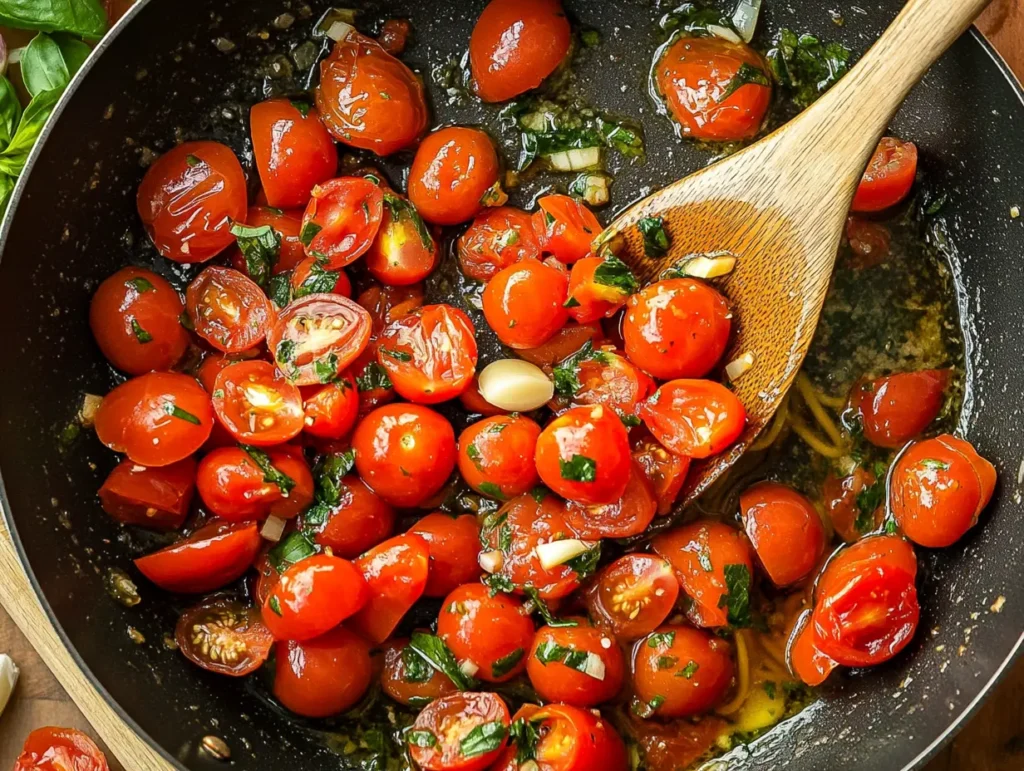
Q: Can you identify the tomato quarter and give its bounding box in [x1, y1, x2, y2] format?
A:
[14, 728, 109, 771]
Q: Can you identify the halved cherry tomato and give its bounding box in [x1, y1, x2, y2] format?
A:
[458, 375, 509, 417]
[301, 474, 396, 557]
[652, 520, 755, 628]
[98, 457, 196, 529]
[851, 138, 918, 213]
[565, 256, 637, 324]
[632, 434, 691, 515]
[526, 618, 624, 707]
[584, 554, 679, 640]
[357, 282, 426, 336]
[845, 216, 891, 269]
[300, 177, 384, 268]
[251, 98, 337, 209]
[274, 626, 372, 718]
[535, 404, 631, 505]
[90, 266, 188, 375]
[492, 703, 628, 771]
[175, 597, 273, 676]
[458, 206, 542, 281]
[632, 626, 735, 718]
[366, 193, 439, 285]
[564, 460, 656, 539]
[407, 691, 511, 771]
[654, 36, 771, 142]
[95, 372, 214, 467]
[788, 611, 837, 686]
[850, 369, 949, 449]
[532, 195, 601, 264]
[196, 349, 263, 393]
[232, 206, 307, 277]
[551, 347, 656, 423]
[136, 141, 247, 263]
[349, 533, 430, 643]
[186, 266, 274, 353]
[437, 583, 535, 683]
[624, 715, 726, 771]
[268, 294, 372, 386]
[457, 415, 541, 500]
[740, 481, 827, 586]
[409, 513, 483, 598]
[352, 404, 457, 507]
[14, 727, 108, 771]
[301, 375, 359, 439]
[516, 322, 603, 369]
[289, 256, 352, 299]
[639, 379, 746, 459]
[380, 638, 458, 707]
[196, 446, 313, 521]
[823, 465, 883, 542]
[315, 31, 429, 156]
[483, 258, 570, 349]
[212, 360, 304, 445]
[135, 521, 262, 593]
[379, 18, 412, 55]
[408, 126, 502, 226]
[261, 553, 370, 640]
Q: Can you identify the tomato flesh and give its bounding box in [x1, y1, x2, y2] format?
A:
[212, 360, 304, 445]
[563, 460, 657, 539]
[410, 513, 483, 598]
[175, 598, 273, 676]
[584, 554, 679, 640]
[366, 192, 439, 285]
[852, 137, 918, 213]
[186, 266, 274, 353]
[268, 294, 372, 386]
[15, 728, 109, 771]
[407, 691, 511, 771]
[639, 379, 746, 459]
[532, 195, 601, 264]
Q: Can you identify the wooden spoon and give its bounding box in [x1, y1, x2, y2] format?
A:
[601, 0, 993, 507]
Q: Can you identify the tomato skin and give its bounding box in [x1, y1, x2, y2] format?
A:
[349, 533, 430, 644]
[301, 177, 385, 269]
[408, 691, 511, 771]
[352, 404, 458, 508]
[135, 521, 262, 594]
[315, 31, 429, 156]
[457, 415, 541, 500]
[186, 266, 274, 354]
[516, 322, 603, 370]
[584, 554, 679, 640]
[380, 638, 458, 706]
[851, 137, 918, 213]
[175, 598, 273, 677]
[196, 446, 314, 521]
[251, 98, 337, 209]
[366, 193, 439, 285]
[740, 481, 827, 586]
[492, 703, 628, 771]
[233, 206, 307, 276]
[551, 349, 656, 423]
[302, 375, 359, 439]
[358, 282, 426, 337]
[95, 372, 214, 467]
[850, 369, 949, 449]
[268, 294, 372, 386]
[136, 141, 247, 263]
[409, 513, 483, 598]
[654, 37, 771, 142]
[632, 625, 735, 718]
[98, 457, 196, 530]
[301, 474, 396, 557]
[625, 716, 726, 771]
[632, 435, 691, 516]
[409, 127, 502, 226]
[535, 405, 631, 505]
[563, 459, 657, 539]
[273, 626, 372, 718]
[458, 375, 509, 417]
[639, 379, 746, 459]
[845, 216, 891, 269]
[483, 258, 570, 349]
[788, 612, 837, 686]
[14, 727, 109, 771]
[379, 19, 412, 55]
[90, 267, 189, 375]
[565, 257, 635, 324]
[532, 195, 602, 265]
[458, 206, 542, 282]
[212, 360, 305, 446]
[261, 553, 370, 641]
[526, 619, 624, 707]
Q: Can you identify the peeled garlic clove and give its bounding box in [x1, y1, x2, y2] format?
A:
[478, 359, 554, 412]
[535, 539, 597, 570]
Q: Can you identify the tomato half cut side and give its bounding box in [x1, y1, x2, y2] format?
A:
[175, 597, 273, 676]
[407, 691, 511, 771]
[186, 266, 274, 353]
[98, 457, 196, 530]
[134, 521, 262, 594]
[300, 177, 384, 268]
[348, 533, 430, 644]
[365, 192, 439, 285]
[212, 360, 305, 445]
[585, 554, 680, 640]
[268, 294, 372, 386]
[639, 379, 746, 459]
[14, 727, 109, 771]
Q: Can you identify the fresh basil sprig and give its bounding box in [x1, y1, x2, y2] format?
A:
[0, 0, 109, 38]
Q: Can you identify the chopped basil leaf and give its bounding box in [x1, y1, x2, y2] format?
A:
[597, 116, 645, 158]
[563, 295, 581, 308]
[717, 563, 752, 628]
[580, 28, 600, 47]
[131, 318, 153, 344]
[299, 221, 322, 247]
[679, 660, 700, 679]
[380, 346, 413, 362]
[648, 694, 665, 710]
[638, 216, 669, 258]
[460, 720, 507, 759]
[383, 193, 433, 250]
[242, 445, 297, 496]
[559, 454, 597, 483]
[407, 730, 437, 748]
[301, 502, 330, 531]
[267, 272, 292, 308]
[719, 62, 771, 102]
[763, 680, 777, 699]
[230, 223, 280, 287]
[529, 485, 550, 503]
[408, 632, 476, 690]
[884, 519, 899, 535]
[293, 261, 341, 298]
[918, 458, 951, 470]
[313, 353, 339, 384]
[593, 255, 638, 295]
[855, 475, 886, 534]
[509, 717, 540, 764]
[523, 586, 578, 628]
[356, 361, 393, 392]
[478, 481, 506, 501]
[185, 154, 201, 167]
[276, 339, 297, 364]
[552, 341, 611, 396]
[491, 647, 524, 678]
[657, 655, 678, 670]
[767, 29, 852, 109]
[314, 449, 357, 505]
[162, 401, 200, 425]
[647, 632, 676, 649]
[401, 645, 434, 683]
[290, 99, 312, 118]
[535, 640, 591, 672]
[618, 411, 641, 428]
[126, 276, 154, 293]
[483, 573, 516, 596]
[268, 531, 316, 573]
[565, 542, 601, 579]
[268, 596, 283, 616]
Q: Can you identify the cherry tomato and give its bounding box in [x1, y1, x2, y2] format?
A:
[458, 206, 542, 282]
[850, 369, 949, 449]
[458, 375, 509, 417]
[438, 583, 536, 683]
[196, 446, 313, 521]
[625, 716, 726, 771]
[315, 31, 429, 155]
[301, 375, 359, 439]
[654, 36, 771, 141]
[632, 434, 691, 516]
[212, 360, 304, 445]
[358, 282, 426, 336]
[268, 294, 372, 386]
[365, 193, 439, 285]
[457, 415, 541, 500]
[196, 349, 263, 392]
[516, 322, 603, 369]
[532, 195, 602, 264]
[639, 379, 746, 459]
[14, 728, 108, 771]
[261, 553, 370, 640]
[483, 258, 570, 349]
[298, 475, 393, 559]
[564, 256, 637, 324]
[891, 434, 996, 548]
[563, 460, 656, 539]
[408, 691, 511, 771]
[379, 18, 412, 55]
[289, 256, 353, 299]
[526, 618, 624, 707]
[98, 457, 196, 530]
[551, 347, 656, 423]
[851, 137, 918, 213]
[491, 703, 627, 771]
[300, 177, 384, 268]
[134, 521, 262, 593]
[349, 533, 430, 643]
[584, 554, 679, 640]
[352, 404, 457, 507]
[409, 127, 502, 226]
[740, 481, 827, 586]
[380, 638, 458, 707]
[632, 626, 735, 718]
[175, 597, 272, 676]
[95, 372, 214, 467]
[823, 465, 883, 543]
[89, 267, 188, 375]
[186, 266, 274, 353]
[845, 216, 891, 269]
[535, 405, 631, 505]
[652, 520, 755, 628]
[136, 141, 247, 263]
[274, 626, 372, 717]
[232, 206, 307, 277]
[410, 513, 483, 598]
[251, 98, 337, 209]
[788, 612, 838, 687]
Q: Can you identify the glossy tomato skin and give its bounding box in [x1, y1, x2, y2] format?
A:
[348, 533, 430, 643]
[408, 691, 511, 771]
[565, 256, 637, 324]
[301, 474, 396, 557]
[233, 206, 307, 276]
[639, 379, 746, 459]
[457, 414, 541, 500]
[532, 195, 602, 264]
[136, 141, 247, 263]
[469, 0, 571, 102]
[274, 626, 372, 718]
[850, 369, 948, 449]
[186, 266, 274, 353]
[632, 435, 691, 515]
[483, 258, 570, 349]
[823, 466, 882, 542]
[358, 281, 426, 337]
[516, 322, 603, 370]
[315, 31, 429, 156]
[98, 457, 196, 530]
[563, 459, 657, 539]
[740, 481, 827, 586]
[352, 404, 457, 507]
[251, 98, 337, 209]
[379, 19, 412, 55]
[212, 360, 305, 445]
[380, 638, 458, 706]
[268, 294, 372, 386]
[301, 375, 359, 439]
[14, 727, 109, 771]
[95, 372, 214, 467]
[585, 554, 679, 640]
[458, 206, 542, 281]
[366, 192, 439, 285]
[289, 256, 352, 299]
[175, 597, 273, 676]
[526, 619, 624, 707]
[458, 375, 509, 417]
[492, 703, 628, 771]
[535, 405, 631, 505]
[301, 177, 385, 268]
[788, 611, 837, 686]
[551, 348, 656, 423]
[655, 37, 771, 141]
[632, 625, 735, 718]
[134, 521, 262, 594]
[409, 513, 483, 597]
[851, 138, 918, 213]
[408, 127, 502, 226]
[197, 446, 314, 521]
[90, 267, 189, 375]
[262, 553, 370, 641]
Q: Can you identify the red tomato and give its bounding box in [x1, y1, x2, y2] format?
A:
[823, 466, 882, 543]
[196, 446, 313, 521]
[380, 638, 458, 707]
[535, 405, 631, 505]
[186, 266, 274, 353]
[315, 31, 428, 155]
[850, 369, 949, 449]
[89, 267, 188, 375]
[14, 728, 108, 771]
[491, 703, 627, 771]
[526, 619, 624, 707]
[98, 457, 196, 529]
[274, 626, 372, 717]
[845, 216, 891, 269]
[565, 256, 637, 324]
[268, 294, 372, 386]
[457, 415, 541, 500]
[300, 177, 384, 268]
[136, 141, 247, 263]
[409, 513, 483, 598]
[289, 256, 353, 299]
[95, 372, 213, 467]
[232, 206, 307, 276]
[632, 435, 691, 515]
[134, 521, 261, 593]
[551, 348, 656, 423]
[632, 626, 735, 717]
[891, 434, 996, 548]
[458, 375, 509, 417]
[516, 322, 603, 369]
[175, 597, 273, 676]
[437, 583, 536, 683]
[251, 98, 337, 209]
[196, 349, 263, 393]
[740, 482, 827, 586]
[584, 554, 679, 640]
[788, 612, 838, 687]
[302, 375, 359, 439]
[851, 138, 918, 213]
[654, 36, 771, 142]
[639, 379, 746, 459]
[349, 534, 430, 643]
[483, 258, 570, 349]
[212, 360, 304, 445]
[300, 476, 394, 559]
[532, 195, 602, 264]
[379, 19, 412, 55]
[458, 206, 542, 282]
[365, 193, 439, 285]
[407, 692, 511, 771]
[622, 716, 726, 771]
[563, 460, 656, 539]
[261, 553, 370, 640]
[357, 282, 426, 336]
[352, 404, 457, 507]
[652, 520, 755, 628]
[408, 127, 502, 226]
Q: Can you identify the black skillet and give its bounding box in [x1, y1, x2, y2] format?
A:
[0, 1, 1022, 769]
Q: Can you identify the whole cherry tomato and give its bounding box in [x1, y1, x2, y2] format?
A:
[289, 256, 352, 299]
[823, 465, 885, 543]
[740, 481, 827, 586]
[175, 597, 273, 676]
[482, 258, 570, 349]
[408, 692, 511, 771]
[134, 521, 262, 593]
[457, 414, 541, 500]
[268, 294, 372, 386]
[584, 554, 679, 640]
[300, 177, 384, 268]
[849, 369, 949, 449]
[261, 553, 370, 641]
[409, 513, 483, 598]
[274, 626, 372, 717]
[527, 619, 624, 707]
[349, 533, 430, 643]
[851, 138, 918, 213]
[491, 703, 628, 771]
[232, 206, 307, 277]
[301, 375, 359, 439]
[14, 727, 109, 771]
[251, 98, 337, 209]
[197, 446, 313, 521]
[212, 360, 304, 445]
[532, 195, 602, 264]
[98, 457, 196, 529]
[632, 626, 735, 718]
[408, 127, 502, 226]
[301, 473, 395, 557]
[563, 459, 656, 539]
[380, 638, 458, 707]
[458, 206, 542, 281]
[551, 347, 656, 423]
[186, 266, 274, 353]
[565, 256, 638, 324]
[632, 434, 691, 515]
[365, 193, 439, 285]
[639, 379, 746, 459]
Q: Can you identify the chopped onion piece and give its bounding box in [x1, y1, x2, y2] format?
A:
[459, 659, 480, 678]
[479, 550, 504, 574]
[261, 515, 287, 542]
[546, 147, 602, 172]
[536, 539, 597, 571]
[0, 654, 18, 716]
[707, 24, 742, 43]
[573, 174, 611, 207]
[732, 0, 762, 43]
[679, 254, 736, 279]
[478, 359, 554, 412]
[580, 652, 607, 681]
[326, 20, 354, 41]
[725, 351, 755, 382]
[79, 393, 103, 428]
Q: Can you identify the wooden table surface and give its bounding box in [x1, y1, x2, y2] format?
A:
[2, 1, 1023, 768]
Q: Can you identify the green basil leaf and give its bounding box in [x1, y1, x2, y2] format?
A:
[551, 341, 610, 397]
[647, 631, 676, 649]
[131, 318, 152, 344]
[0, 0, 108, 38]
[717, 563, 752, 628]
[356, 361, 392, 392]
[638, 216, 670, 259]
[459, 720, 507, 759]
[509, 718, 540, 764]
[229, 223, 280, 287]
[0, 76, 23, 147]
[407, 730, 437, 749]
[491, 647, 524, 679]
[678, 660, 700, 679]
[267, 272, 292, 308]
[593, 255, 638, 295]
[162, 401, 199, 424]
[293, 260, 340, 299]
[21, 32, 88, 97]
[401, 645, 434, 684]
[718, 62, 770, 103]
[313, 449, 356, 505]
[241, 445, 297, 496]
[0, 87, 63, 177]
[522, 586, 578, 628]
[267, 531, 317, 573]
[408, 631, 476, 691]
[559, 454, 596, 483]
